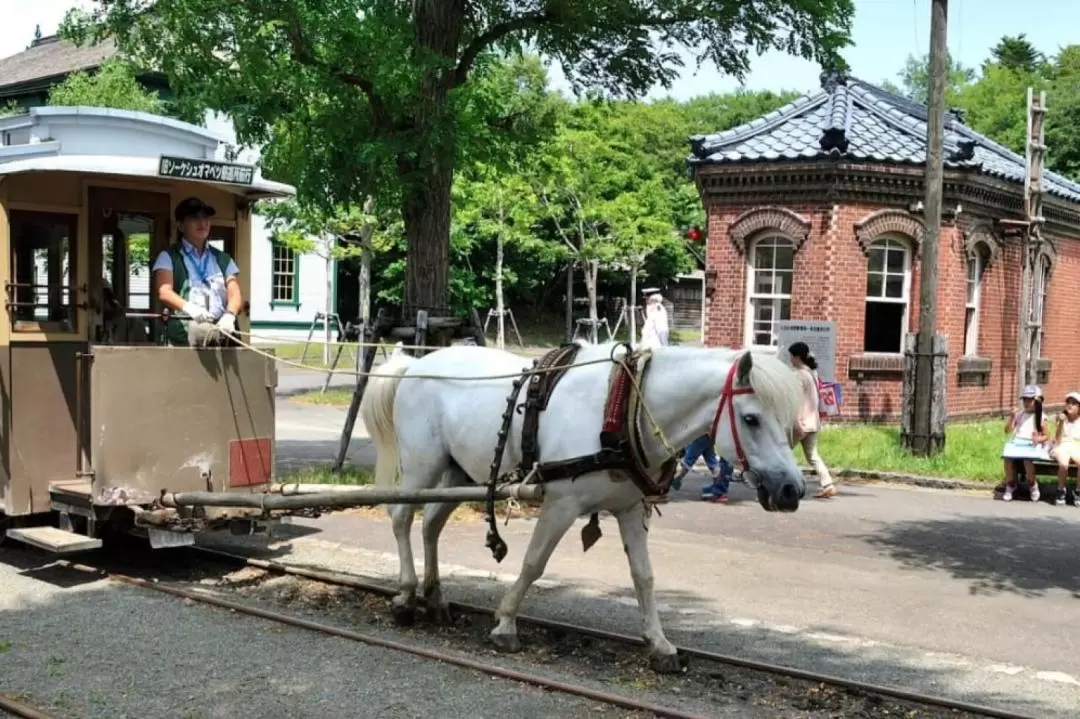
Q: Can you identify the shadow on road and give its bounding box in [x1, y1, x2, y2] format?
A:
[861, 513, 1080, 599]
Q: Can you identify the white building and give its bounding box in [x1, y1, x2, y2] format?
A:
[0, 35, 337, 344]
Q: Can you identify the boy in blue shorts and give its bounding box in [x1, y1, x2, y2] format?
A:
[671, 434, 734, 503]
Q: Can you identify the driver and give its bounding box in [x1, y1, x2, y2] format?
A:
[152, 196, 242, 346]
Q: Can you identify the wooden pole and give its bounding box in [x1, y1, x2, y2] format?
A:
[910, 0, 949, 456]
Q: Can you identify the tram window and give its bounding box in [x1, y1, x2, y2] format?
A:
[102, 212, 155, 312]
[9, 210, 78, 333]
[209, 226, 236, 261]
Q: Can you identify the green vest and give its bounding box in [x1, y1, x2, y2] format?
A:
[164, 242, 234, 346]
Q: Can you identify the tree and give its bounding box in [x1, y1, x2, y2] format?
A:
[989, 34, 1044, 74]
[47, 58, 166, 115]
[259, 199, 376, 363]
[64, 0, 855, 323]
[882, 51, 974, 106]
[453, 162, 549, 348]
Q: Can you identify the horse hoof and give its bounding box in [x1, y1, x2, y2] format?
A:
[490, 632, 522, 653]
[649, 651, 689, 675]
[426, 603, 454, 626]
[390, 603, 417, 627]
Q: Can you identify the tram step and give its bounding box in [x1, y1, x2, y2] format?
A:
[5, 526, 103, 554]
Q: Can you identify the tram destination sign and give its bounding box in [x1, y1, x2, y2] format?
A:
[158, 156, 255, 185]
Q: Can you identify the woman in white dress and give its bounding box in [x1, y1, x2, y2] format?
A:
[639, 293, 669, 350]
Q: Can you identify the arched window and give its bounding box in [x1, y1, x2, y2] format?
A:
[863, 237, 912, 353]
[745, 235, 794, 348]
[963, 243, 991, 357]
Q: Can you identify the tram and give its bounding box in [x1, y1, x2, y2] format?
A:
[0, 106, 295, 553]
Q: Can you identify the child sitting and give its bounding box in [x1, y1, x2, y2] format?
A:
[1001, 384, 1049, 502]
[1049, 391, 1080, 506]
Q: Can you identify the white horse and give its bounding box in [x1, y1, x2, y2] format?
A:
[359, 341, 805, 672]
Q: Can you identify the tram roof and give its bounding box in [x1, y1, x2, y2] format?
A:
[0, 152, 295, 201]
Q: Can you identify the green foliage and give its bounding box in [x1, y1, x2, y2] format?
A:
[988, 34, 1045, 75]
[881, 52, 975, 106]
[47, 58, 165, 115]
[63, 0, 855, 313]
[0, 100, 22, 118]
[259, 199, 377, 260]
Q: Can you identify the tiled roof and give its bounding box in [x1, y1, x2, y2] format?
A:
[689, 73, 1080, 205]
[0, 35, 119, 95]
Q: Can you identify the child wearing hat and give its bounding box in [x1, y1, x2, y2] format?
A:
[1001, 384, 1048, 502]
[1049, 391, 1080, 506]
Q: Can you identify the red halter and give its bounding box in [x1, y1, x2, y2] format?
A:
[708, 360, 755, 467]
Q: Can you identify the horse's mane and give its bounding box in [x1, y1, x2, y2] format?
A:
[574, 342, 803, 430]
[743, 350, 804, 431]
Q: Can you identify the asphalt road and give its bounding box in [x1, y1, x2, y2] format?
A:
[257, 389, 1080, 719]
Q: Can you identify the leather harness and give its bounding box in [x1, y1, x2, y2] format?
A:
[484, 342, 678, 563]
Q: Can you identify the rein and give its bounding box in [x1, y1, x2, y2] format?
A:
[707, 360, 755, 469]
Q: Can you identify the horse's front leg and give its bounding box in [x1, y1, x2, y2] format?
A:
[490, 496, 580, 652]
[615, 500, 685, 674]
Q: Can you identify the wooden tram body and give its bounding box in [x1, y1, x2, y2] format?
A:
[0, 106, 294, 553]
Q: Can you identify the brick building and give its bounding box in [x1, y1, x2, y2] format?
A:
[689, 73, 1080, 421]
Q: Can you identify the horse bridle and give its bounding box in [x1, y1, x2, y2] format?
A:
[707, 361, 755, 473]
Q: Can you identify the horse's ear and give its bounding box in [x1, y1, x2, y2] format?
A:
[736, 350, 753, 386]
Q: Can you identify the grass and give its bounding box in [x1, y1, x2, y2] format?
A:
[291, 387, 354, 406]
[815, 419, 1005, 483]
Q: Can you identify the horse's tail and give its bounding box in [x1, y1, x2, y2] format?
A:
[359, 352, 415, 488]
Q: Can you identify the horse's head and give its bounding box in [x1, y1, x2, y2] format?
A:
[711, 350, 805, 512]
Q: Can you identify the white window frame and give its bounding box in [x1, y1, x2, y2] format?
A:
[963, 248, 985, 357]
[863, 236, 912, 354]
[270, 242, 298, 305]
[743, 234, 795, 350]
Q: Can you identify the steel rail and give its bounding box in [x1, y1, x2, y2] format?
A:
[0, 693, 56, 719]
[53, 560, 705, 719]
[194, 547, 1036, 719]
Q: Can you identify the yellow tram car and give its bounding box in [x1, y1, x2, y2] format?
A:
[0, 105, 296, 553]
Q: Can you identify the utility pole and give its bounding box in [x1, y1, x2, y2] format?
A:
[910, 0, 948, 456]
[1016, 87, 1047, 393]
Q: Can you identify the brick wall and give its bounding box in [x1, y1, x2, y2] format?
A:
[703, 198, 1080, 421]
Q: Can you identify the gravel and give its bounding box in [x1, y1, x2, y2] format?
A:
[1, 541, 995, 719]
[0, 546, 648, 719]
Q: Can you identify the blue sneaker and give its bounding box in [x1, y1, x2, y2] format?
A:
[700, 482, 728, 503]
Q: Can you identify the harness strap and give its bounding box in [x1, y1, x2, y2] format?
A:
[708, 360, 755, 468]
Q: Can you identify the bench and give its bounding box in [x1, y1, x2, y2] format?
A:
[993, 459, 1080, 504]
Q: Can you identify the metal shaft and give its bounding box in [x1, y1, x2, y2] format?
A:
[160, 483, 543, 510]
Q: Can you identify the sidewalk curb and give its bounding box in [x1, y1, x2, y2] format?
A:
[812, 467, 990, 492]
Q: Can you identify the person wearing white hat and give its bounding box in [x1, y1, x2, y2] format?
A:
[1001, 384, 1048, 502]
[1049, 391, 1080, 506]
[638, 293, 669, 350]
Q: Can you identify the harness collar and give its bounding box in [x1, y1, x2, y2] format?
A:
[708, 360, 755, 468]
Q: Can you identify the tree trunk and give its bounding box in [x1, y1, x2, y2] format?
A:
[358, 245, 372, 326]
[401, 162, 453, 319]
[324, 240, 333, 366]
[584, 259, 600, 343]
[400, 1, 467, 323]
[495, 191, 506, 350]
[564, 260, 574, 343]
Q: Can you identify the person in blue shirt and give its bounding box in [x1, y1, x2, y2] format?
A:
[152, 196, 242, 346]
[670, 435, 735, 503]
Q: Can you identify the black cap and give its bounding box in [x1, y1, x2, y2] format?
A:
[174, 196, 216, 222]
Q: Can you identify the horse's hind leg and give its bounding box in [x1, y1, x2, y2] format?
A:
[490, 496, 580, 652]
[420, 467, 468, 624]
[387, 502, 419, 625]
[615, 500, 685, 674]
[388, 453, 449, 626]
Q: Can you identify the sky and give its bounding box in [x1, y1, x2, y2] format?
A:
[3, 0, 1079, 102]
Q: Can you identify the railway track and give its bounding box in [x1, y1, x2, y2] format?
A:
[2, 543, 1038, 719]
